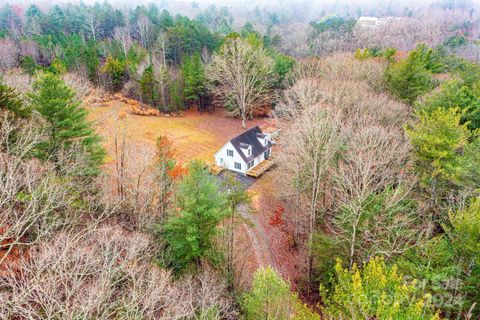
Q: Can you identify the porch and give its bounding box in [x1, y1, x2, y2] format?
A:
[247, 158, 275, 178]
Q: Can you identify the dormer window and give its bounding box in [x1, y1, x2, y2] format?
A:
[257, 133, 268, 146]
[239, 142, 251, 157]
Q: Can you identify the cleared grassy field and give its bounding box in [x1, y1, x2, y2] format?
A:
[87, 99, 266, 165]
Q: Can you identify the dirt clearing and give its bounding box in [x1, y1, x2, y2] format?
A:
[88, 99, 266, 165]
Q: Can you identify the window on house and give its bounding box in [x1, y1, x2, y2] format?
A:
[264, 138, 268, 145]
[227, 149, 233, 157]
[234, 162, 241, 170]
[248, 148, 251, 156]
[264, 149, 270, 158]
[247, 161, 254, 169]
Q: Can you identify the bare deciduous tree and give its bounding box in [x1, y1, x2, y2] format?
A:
[137, 15, 154, 49]
[114, 26, 132, 59]
[0, 39, 19, 71]
[154, 32, 169, 67]
[278, 55, 420, 281]
[280, 105, 344, 285]
[0, 227, 236, 319]
[208, 37, 275, 128]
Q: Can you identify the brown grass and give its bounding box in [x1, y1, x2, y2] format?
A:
[87, 98, 267, 166]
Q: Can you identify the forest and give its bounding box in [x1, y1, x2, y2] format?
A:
[0, 0, 479, 319]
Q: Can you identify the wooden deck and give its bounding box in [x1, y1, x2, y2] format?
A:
[210, 165, 225, 175]
[247, 159, 275, 177]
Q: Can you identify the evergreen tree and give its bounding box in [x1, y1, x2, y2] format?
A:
[29, 73, 105, 174]
[101, 55, 125, 92]
[221, 173, 249, 290]
[181, 53, 206, 108]
[242, 266, 295, 320]
[0, 84, 30, 118]
[449, 198, 480, 315]
[405, 108, 471, 190]
[139, 64, 158, 107]
[416, 80, 480, 131]
[19, 56, 38, 76]
[321, 257, 440, 320]
[386, 53, 435, 104]
[161, 161, 226, 272]
[169, 78, 183, 112]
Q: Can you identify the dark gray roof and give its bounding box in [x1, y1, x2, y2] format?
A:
[230, 126, 271, 162]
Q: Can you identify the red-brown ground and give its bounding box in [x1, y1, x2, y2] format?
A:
[87, 97, 307, 287]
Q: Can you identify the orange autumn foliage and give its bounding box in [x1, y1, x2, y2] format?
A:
[168, 164, 188, 180]
[269, 204, 285, 226]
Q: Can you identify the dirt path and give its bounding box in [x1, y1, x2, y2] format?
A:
[238, 203, 279, 270]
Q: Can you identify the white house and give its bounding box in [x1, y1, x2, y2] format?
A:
[357, 16, 400, 28]
[214, 126, 272, 175]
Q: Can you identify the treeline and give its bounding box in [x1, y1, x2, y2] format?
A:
[0, 2, 292, 115]
[0, 69, 321, 318]
[271, 44, 480, 319]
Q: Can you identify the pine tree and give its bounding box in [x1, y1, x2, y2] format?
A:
[181, 53, 206, 108]
[101, 55, 125, 92]
[161, 161, 226, 272]
[29, 73, 105, 174]
[169, 78, 183, 112]
[405, 108, 471, 190]
[0, 83, 30, 118]
[386, 55, 435, 104]
[242, 266, 294, 320]
[139, 64, 159, 107]
[321, 257, 440, 320]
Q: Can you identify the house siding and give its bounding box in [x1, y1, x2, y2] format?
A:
[214, 142, 247, 174]
[214, 128, 273, 175]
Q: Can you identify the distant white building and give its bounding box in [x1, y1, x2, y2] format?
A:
[357, 16, 399, 28]
[357, 16, 380, 28]
[214, 126, 273, 176]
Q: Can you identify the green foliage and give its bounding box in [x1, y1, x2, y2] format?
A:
[29, 73, 105, 174]
[139, 64, 159, 107]
[448, 198, 480, 312]
[0, 83, 31, 118]
[169, 78, 183, 112]
[405, 108, 473, 190]
[19, 56, 38, 76]
[242, 266, 321, 320]
[313, 187, 419, 281]
[412, 44, 446, 74]
[242, 266, 294, 320]
[386, 53, 435, 104]
[125, 45, 146, 74]
[398, 236, 463, 316]
[271, 52, 295, 89]
[443, 35, 467, 49]
[181, 53, 206, 104]
[166, 16, 219, 65]
[321, 257, 440, 320]
[101, 55, 125, 92]
[398, 199, 480, 318]
[48, 57, 67, 74]
[417, 80, 480, 130]
[196, 5, 232, 34]
[309, 15, 356, 35]
[355, 47, 397, 61]
[454, 59, 480, 87]
[161, 161, 226, 273]
[386, 44, 447, 104]
[83, 40, 100, 81]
